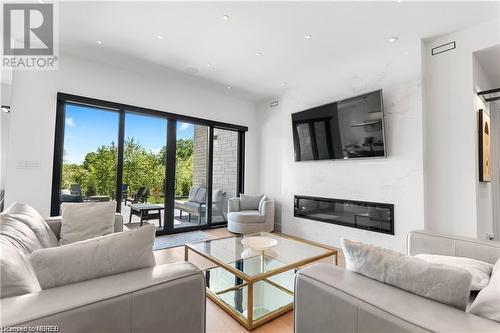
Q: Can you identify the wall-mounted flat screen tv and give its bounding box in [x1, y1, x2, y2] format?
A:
[292, 90, 386, 161]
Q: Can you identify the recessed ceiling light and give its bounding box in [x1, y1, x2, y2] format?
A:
[396, 0, 403, 2]
[207, 63, 212, 68]
[157, 35, 164, 40]
[280, 82, 287, 86]
[305, 34, 312, 39]
[96, 40, 103, 45]
[256, 51, 262, 56]
[387, 37, 399, 43]
[226, 85, 232, 90]
[223, 14, 230, 20]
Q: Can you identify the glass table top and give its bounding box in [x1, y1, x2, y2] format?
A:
[187, 232, 335, 278]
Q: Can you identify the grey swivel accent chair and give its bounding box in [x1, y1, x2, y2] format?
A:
[227, 196, 274, 234]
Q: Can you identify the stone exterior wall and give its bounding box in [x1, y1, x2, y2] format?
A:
[190, 126, 238, 222]
[212, 129, 238, 199]
[192, 125, 208, 187]
[192, 126, 238, 198]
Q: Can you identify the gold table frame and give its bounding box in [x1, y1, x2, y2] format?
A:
[185, 233, 337, 330]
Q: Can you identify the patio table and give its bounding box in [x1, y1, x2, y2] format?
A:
[128, 203, 164, 227]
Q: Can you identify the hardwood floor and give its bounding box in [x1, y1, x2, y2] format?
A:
[153, 227, 344, 333]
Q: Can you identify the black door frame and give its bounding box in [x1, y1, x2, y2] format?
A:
[51, 92, 247, 235]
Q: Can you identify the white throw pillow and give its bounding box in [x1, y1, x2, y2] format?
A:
[30, 224, 156, 289]
[416, 254, 493, 290]
[3, 202, 59, 248]
[341, 238, 472, 310]
[0, 215, 43, 255]
[240, 194, 264, 211]
[469, 258, 500, 322]
[59, 201, 116, 245]
[0, 237, 41, 298]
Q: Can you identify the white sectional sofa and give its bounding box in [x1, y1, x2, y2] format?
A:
[294, 230, 500, 333]
[0, 203, 206, 333]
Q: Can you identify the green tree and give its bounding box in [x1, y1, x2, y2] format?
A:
[82, 143, 117, 197]
[123, 138, 165, 203]
[61, 163, 87, 190]
[159, 139, 194, 197]
[62, 137, 195, 202]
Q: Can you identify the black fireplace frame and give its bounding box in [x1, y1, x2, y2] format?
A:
[294, 195, 394, 235]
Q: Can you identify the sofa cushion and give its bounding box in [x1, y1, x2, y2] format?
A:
[182, 201, 203, 211]
[0, 214, 43, 298]
[239, 194, 264, 211]
[341, 238, 472, 310]
[30, 224, 156, 289]
[187, 186, 200, 201]
[415, 254, 492, 291]
[0, 215, 43, 255]
[59, 201, 116, 245]
[227, 210, 265, 224]
[469, 258, 500, 322]
[0, 236, 41, 298]
[2, 203, 59, 248]
[193, 187, 207, 204]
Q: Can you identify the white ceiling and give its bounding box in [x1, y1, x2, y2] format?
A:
[475, 45, 500, 88]
[18, 2, 500, 100]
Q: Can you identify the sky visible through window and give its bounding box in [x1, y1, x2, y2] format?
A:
[64, 104, 194, 164]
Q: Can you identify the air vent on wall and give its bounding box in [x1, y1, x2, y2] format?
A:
[431, 41, 456, 56]
[269, 100, 279, 108]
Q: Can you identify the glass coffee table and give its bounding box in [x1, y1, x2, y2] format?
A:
[185, 232, 337, 330]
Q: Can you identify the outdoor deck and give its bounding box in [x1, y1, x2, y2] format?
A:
[120, 203, 203, 230]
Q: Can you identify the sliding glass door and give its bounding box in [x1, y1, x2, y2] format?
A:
[173, 122, 209, 231]
[52, 93, 246, 235]
[121, 112, 167, 231]
[56, 103, 119, 213]
[211, 128, 239, 225]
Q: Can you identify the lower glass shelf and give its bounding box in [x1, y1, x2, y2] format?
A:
[205, 265, 294, 321]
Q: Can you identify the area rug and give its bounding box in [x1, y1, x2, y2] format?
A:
[154, 230, 210, 250]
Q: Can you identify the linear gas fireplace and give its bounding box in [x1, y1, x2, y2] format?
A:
[294, 195, 394, 235]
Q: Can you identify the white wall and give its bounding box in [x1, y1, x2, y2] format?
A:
[1, 83, 12, 193]
[257, 40, 425, 252]
[5, 53, 259, 216]
[422, 19, 500, 239]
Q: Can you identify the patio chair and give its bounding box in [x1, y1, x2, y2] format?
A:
[121, 184, 129, 201]
[211, 189, 227, 223]
[60, 188, 83, 204]
[174, 186, 207, 224]
[70, 184, 81, 196]
[125, 186, 149, 205]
